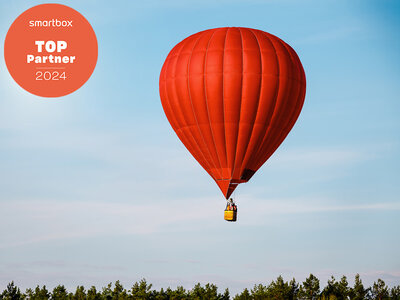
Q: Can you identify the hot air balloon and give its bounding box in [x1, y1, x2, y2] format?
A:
[159, 27, 306, 221]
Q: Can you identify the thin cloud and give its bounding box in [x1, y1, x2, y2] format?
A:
[1, 195, 398, 249]
[271, 147, 374, 167]
[0, 197, 220, 249]
[295, 26, 362, 45]
[241, 196, 400, 215]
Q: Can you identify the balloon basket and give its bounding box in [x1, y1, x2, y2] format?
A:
[224, 210, 237, 222]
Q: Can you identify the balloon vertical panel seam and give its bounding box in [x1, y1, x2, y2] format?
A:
[230, 27, 244, 181]
[247, 31, 282, 170]
[221, 27, 229, 178]
[203, 29, 225, 179]
[236, 28, 264, 178]
[186, 32, 221, 180]
[251, 35, 295, 169]
[166, 39, 215, 174]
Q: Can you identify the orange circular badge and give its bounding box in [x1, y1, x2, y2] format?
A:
[4, 4, 98, 97]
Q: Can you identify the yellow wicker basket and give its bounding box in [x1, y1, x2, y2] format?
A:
[224, 209, 237, 222]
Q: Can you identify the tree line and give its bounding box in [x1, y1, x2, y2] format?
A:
[1, 274, 399, 300]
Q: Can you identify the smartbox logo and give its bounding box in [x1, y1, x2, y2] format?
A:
[29, 19, 73, 27]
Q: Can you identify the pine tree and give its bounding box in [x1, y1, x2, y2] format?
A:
[73, 286, 86, 300]
[221, 288, 230, 300]
[250, 283, 268, 299]
[102, 283, 113, 300]
[349, 274, 370, 300]
[336, 276, 350, 300]
[165, 286, 187, 299]
[1, 282, 22, 300]
[51, 285, 68, 300]
[233, 288, 252, 300]
[288, 278, 300, 300]
[129, 279, 152, 299]
[323, 276, 337, 298]
[267, 275, 292, 299]
[30, 285, 50, 300]
[112, 281, 128, 299]
[87, 286, 101, 300]
[371, 279, 389, 300]
[300, 274, 320, 300]
[390, 285, 400, 300]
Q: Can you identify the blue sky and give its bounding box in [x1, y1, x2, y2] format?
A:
[0, 0, 399, 295]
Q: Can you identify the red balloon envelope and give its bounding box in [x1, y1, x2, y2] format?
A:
[159, 27, 306, 199]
